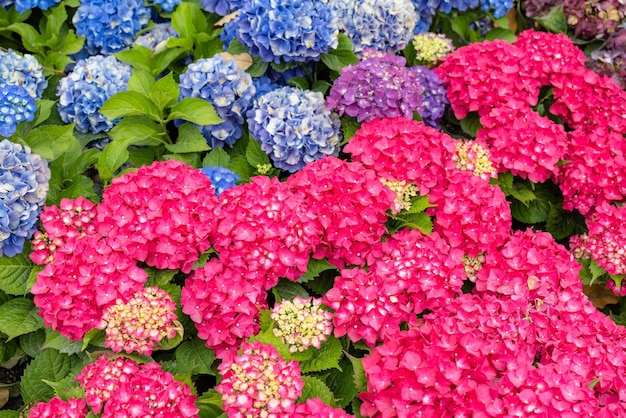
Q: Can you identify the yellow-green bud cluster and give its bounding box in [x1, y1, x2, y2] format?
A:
[412, 33, 455, 65]
[270, 296, 333, 353]
[462, 253, 486, 282]
[381, 178, 419, 212]
[256, 163, 272, 175]
[454, 141, 496, 179]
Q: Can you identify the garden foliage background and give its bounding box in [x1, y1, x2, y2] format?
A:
[0, 0, 626, 416]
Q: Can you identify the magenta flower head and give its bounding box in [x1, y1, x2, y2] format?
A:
[28, 397, 88, 418]
[216, 340, 305, 417]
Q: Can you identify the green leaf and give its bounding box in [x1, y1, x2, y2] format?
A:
[545, 202, 586, 240]
[340, 115, 360, 144]
[534, 4, 567, 34]
[510, 181, 559, 224]
[408, 195, 434, 213]
[450, 15, 474, 43]
[297, 375, 334, 405]
[196, 389, 224, 418]
[459, 112, 482, 138]
[43, 329, 83, 355]
[145, 267, 177, 287]
[0, 297, 43, 340]
[150, 47, 186, 77]
[484, 28, 517, 42]
[96, 140, 131, 182]
[194, 32, 225, 59]
[297, 258, 337, 283]
[589, 376, 602, 389]
[320, 34, 358, 72]
[509, 184, 536, 205]
[19, 329, 46, 358]
[0, 242, 35, 295]
[163, 153, 202, 167]
[165, 124, 211, 153]
[23, 123, 76, 161]
[168, 98, 223, 125]
[81, 328, 105, 351]
[611, 274, 624, 293]
[311, 80, 332, 95]
[100, 91, 162, 122]
[171, 2, 208, 44]
[303, 273, 336, 296]
[175, 338, 217, 376]
[345, 352, 367, 393]
[3, 23, 41, 53]
[227, 38, 249, 55]
[245, 138, 270, 168]
[108, 116, 165, 147]
[0, 411, 20, 418]
[287, 76, 310, 90]
[229, 155, 254, 183]
[246, 56, 269, 78]
[272, 279, 309, 302]
[21, 348, 76, 404]
[203, 147, 230, 167]
[299, 336, 343, 373]
[392, 212, 433, 235]
[0, 338, 17, 363]
[326, 358, 358, 408]
[57, 175, 98, 202]
[33, 99, 56, 127]
[589, 260, 608, 286]
[127, 69, 156, 98]
[151, 72, 180, 111]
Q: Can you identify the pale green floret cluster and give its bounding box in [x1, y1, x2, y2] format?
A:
[381, 178, 419, 212]
[412, 32, 455, 64]
[271, 296, 333, 353]
[462, 253, 486, 282]
[454, 141, 496, 179]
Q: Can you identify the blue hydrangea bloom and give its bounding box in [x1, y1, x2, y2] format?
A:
[201, 0, 242, 15]
[252, 75, 281, 99]
[329, 0, 418, 55]
[235, 0, 339, 63]
[0, 50, 47, 100]
[219, 19, 238, 50]
[479, 0, 512, 18]
[413, 66, 449, 129]
[153, 0, 180, 12]
[0, 85, 37, 138]
[0, 139, 50, 257]
[57, 55, 132, 134]
[200, 166, 240, 196]
[178, 55, 256, 148]
[247, 86, 341, 173]
[426, 0, 480, 14]
[411, 0, 434, 33]
[2, 0, 60, 12]
[73, 0, 150, 55]
[135, 23, 179, 51]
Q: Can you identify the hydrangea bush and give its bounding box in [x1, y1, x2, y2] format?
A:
[2, 0, 626, 417]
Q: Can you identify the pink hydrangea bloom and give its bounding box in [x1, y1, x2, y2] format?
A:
[270, 296, 333, 352]
[98, 286, 178, 355]
[31, 234, 148, 340]
[453, 138, 496, 181]
[95, 160, 219, 273]
[181, 259, 267, 359]
[344, 117, 457, 197]
[477, 106, 568, 182]
[293, 398, 355, 417]
[30, 197, 97, 265]
[214, 175, 320, 287]
[429, 170, 512, 257]
[286, 156, 395, 268]
[28, 397, 88, 418]
[216, 340, 304, 417]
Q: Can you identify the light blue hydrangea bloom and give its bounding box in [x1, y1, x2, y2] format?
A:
[0, 139, 50, 257]
[135, 23, 179, 52]
[235, 0, 339, 63]
[73, 0, 150, 55]
[57, 55, 132, 133]
[329, 0, 418, 55]
[0, 49, 47, 100]
[1, 0, 61, 12]
[200, 166, 240, 196]
[0, 85, 37, 138]
[201, 0, 242, 15]
[247, 86, 341, 173]
[153, 0, 180, 12]
[178, 55, 256, 148]
[479, 0, 513, 18]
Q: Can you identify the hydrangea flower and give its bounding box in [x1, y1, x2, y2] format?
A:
[380, 179, 419, 212]
[326, 51, 425, 123]
[271, 296, 333, 352]
[73, 0, 150, 55]
[0, 140, 50, 257]
[247, 86, 341, 172]
[57, 55, 132, 133]
[412, 66, 449, 128]
[28, 397, 88, 418]
[329, 0, 418, 55]
[201, 0, 242, 15]
[0, 49, 47, 99]
[412, 32, 455, 64]
[181, 259, 268, 360]
[216, 341, 305, 417]
[178, 55, 256, 148]
[2, 0, 61, 13]
[564, 0, 626, 40]
[134, 23, 179, 51]
[411, 0, 435, 33]
[30, 197, 97, 265]
[293, 398, 355, 417]
[234, 0, 339, 63]
[453, 138, 496, 180]
[479, 0, 513, 18]
[200, 166, 239, 196]
[0, 85, 36, 137]
[152, 0, 180, 12]
[98, 287, 178, 355]
[95, 160, 219, 273]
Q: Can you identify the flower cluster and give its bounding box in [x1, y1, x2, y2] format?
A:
[134, 23, 179, 51]
[30, 197, 97, 265]
[200, 0, 242, 15]
[292, 398, 355, 418]
[28, 397, 88, 418]
[216, 341, 305, 417]
[479, 0, 514, 18]
[2, 0, 61, 12]
[77, 355, 198, 417]
[329, 0, 418, 55]
[0, 140, 50, 257]
[327, 52, 425, 123]
[31, 234, 148, 340]
[214, 175, 320, 285]
[588, 31, 626, 89]
[0, 85, 36, 137]
[57, 55, 132, 133]
[453, 138, 495, 180]
[412, 65, 449, 128]
[412, 32, 455, 64]
[200, 165, 240, 196]
[178, 55, 256, 148]
[152, 0, 180, 12]
[233, 0, 338, 63]
[247, 86, 341, 172]
[380, 178, 419, 212]
[95, 160, 219, 273]
[287, 156, 396, 268]
[0, 49, 47, 99]
[271, 296, 333, 352]
[181, 259, 268, 359]
[98, 287, 178, 355]
[564, 0, 625, 40]
[72, 0, 150, 55]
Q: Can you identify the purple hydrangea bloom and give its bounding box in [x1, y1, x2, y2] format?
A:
[587, 30, 626, 89]
[135, 23, 179, 51]
[564, 0, 626, 40]
[178, 55, 256, 148]
[2, 0, 60, 13]
[326, 50, 424, 123]
[200, 166, 240, 196]
[0, 49, 47, 100]
[201, 0, 242, 15]
[247, 86, 341, 172]
[234, 0, 339, 63]
[73, 0, 150, 55]
[0, 85, 37, 138]
[57, 55, 132, 133]
[413, 66, 449, 129]
[329, 0, 418, 55]
[0, 139, 50, 257]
